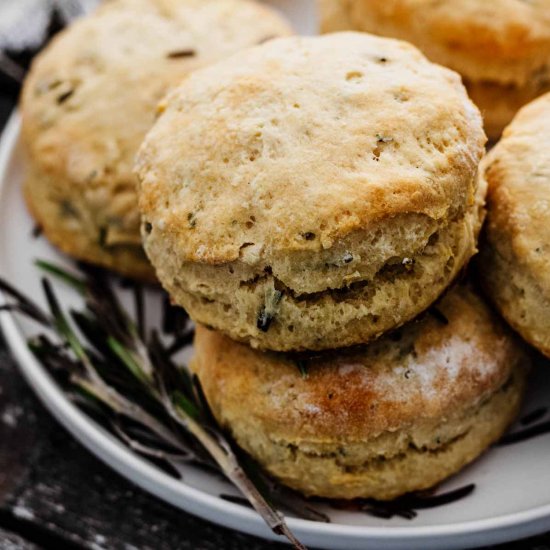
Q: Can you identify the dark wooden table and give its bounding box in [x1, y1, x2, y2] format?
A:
[0, 94, 549, 550]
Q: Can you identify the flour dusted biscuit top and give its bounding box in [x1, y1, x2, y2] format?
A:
[318, 1, 550, 138]
[192, 286, 528, 499]
[479, 92, 550, 357]
[137, 32, 485, 351]
[21, 0, 292, 280]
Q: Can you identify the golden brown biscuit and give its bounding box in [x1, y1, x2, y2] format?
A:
[21, 0, 292, 280]
[191, 285, 528, 500]
[479, 92, 550, 357]
[137, 32, 486, 351]
[318, 0, 550, 139]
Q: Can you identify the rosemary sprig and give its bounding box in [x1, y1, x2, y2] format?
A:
[0, 261, 310, 549]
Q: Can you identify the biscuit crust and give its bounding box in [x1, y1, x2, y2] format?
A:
[137, 32, 486, 350]
[319, 0, 550, 86]
[479, 92, 550, 357]
[21, 0, 292, 279]
[318, 0, 550, 138]
[191, 286, 528, 500]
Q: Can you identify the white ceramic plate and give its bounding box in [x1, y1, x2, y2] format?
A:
[2, 3, 550, 548]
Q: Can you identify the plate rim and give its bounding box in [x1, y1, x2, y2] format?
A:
[2, 111, 550, 548]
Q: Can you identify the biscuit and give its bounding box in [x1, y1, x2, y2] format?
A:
[191, 285, 528, 500]
[21, 0, 292, 280]
[318, 0, 550, 139]
[137, 32, 486, 351]
[478, 93, 550, 358]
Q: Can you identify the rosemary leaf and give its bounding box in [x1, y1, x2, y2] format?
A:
[172, 390, 201, 420]
[107, 335, 151, 385]
[111, 418, 193, 473]
[35, 259, 85, 293]
[0, 302, 51, 326]
[296, 360, 308, 379]
[0, 278, 51, 326]
[42, 277, 88, 363]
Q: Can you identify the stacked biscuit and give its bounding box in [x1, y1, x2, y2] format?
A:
[135, 32, 529, 499]
[318, 0, 550, 140]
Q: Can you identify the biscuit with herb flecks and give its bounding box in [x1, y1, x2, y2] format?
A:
[479, 92, 550, 358]
[136, 32, 486, 351]
[21, 0, 292, 280]
[191, 285, 528, 499]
